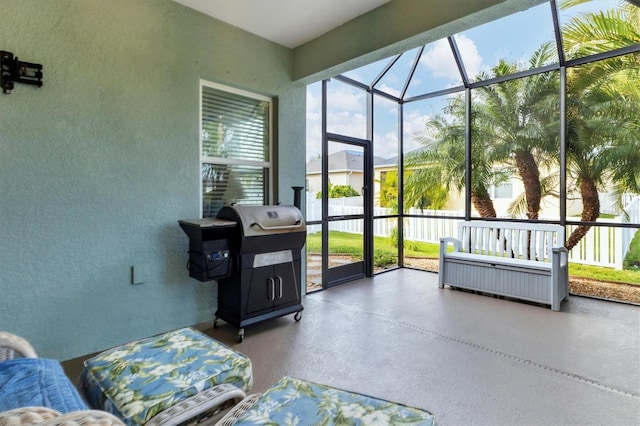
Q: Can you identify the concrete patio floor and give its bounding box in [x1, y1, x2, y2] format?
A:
[202, 268, 640, 425]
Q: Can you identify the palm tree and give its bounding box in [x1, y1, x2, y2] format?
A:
[408, 1, 639, 252]
[562, 0, 640, 249]
[410, 43, 559, 220]
[378, 169, 399, 210]
[408, 93, 501, 218]
[507, 172, 560, 217]
[403, 165, 449, 211]
[472, 43, 560, 220]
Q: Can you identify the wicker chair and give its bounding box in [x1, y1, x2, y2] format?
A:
[0, 331, 37, 361]
[0, 332, 125, 426]
[214, 394, 262, 426]
[0, 407, 125, 426]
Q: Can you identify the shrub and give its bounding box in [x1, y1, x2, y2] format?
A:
[374, 252, 397, 268]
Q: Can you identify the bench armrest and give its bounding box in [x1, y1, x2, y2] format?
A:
[552, 246, 568, 267]
[440, 237, 460, 253]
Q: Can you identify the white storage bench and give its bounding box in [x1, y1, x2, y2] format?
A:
[439, 221, 568, 311]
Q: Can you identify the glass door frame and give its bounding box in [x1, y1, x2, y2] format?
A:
[321, 132, 374, 288]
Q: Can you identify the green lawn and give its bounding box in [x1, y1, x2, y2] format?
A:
[569, 263, 640, 285]
[307, 231, 640, 286]
[623, 229, 640, 269]
[306, 231, 440, 258]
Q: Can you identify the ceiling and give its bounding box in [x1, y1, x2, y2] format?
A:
[173, 0, 391, 48]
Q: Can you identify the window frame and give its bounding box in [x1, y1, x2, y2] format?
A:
[199, 80, 273, 217]
[491, 181, 513, 199]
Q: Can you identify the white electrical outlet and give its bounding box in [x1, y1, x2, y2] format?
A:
[131, 265, 145, 285]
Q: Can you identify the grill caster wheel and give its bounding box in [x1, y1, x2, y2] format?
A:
[294, 311, 302, 322]
[213, 318, 220, 329]
[237, 329, 244, 343]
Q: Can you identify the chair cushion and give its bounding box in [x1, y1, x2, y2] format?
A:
[232, 376, 437, 425]
[80, 328, 252, 425]
[0, 358, 88, 413]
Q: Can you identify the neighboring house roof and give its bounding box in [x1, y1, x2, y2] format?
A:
[306, 150, 386, 174]
[374, 147, 427, 168]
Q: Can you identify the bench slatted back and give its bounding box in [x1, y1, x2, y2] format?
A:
[459, 221, 565, 262]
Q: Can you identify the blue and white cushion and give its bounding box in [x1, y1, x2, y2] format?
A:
[81, 327, 252, 425]
[233, 376, 436, 426]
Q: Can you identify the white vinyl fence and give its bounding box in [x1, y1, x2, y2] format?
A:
[306, 194, 640, 270]
[569, 196, 640, 270]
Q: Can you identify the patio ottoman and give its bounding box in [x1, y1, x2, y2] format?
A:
[80, 327, 252, 425]
[217, 376, 437, 425]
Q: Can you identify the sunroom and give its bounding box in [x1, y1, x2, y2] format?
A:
[303, 0, 640, 301]
[1, 0, 639, 425]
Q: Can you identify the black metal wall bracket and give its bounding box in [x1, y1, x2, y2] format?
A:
[1, 51, 43, 94]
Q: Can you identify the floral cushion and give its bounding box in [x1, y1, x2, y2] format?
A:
[80, 328, 252, 425]
[233, 376, 437, 425]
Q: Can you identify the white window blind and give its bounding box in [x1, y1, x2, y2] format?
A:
[493, 182, 513, 199]
[200, 81, 272, 217]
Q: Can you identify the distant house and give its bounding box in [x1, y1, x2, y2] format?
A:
[372, 149, 464, 211]
[306, 150, 385, 196]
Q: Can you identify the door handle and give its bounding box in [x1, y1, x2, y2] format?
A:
[276, 276, 283, 298]
[267, 277, 275, 301]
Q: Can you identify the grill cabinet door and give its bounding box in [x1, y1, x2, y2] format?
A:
[244, 262, 301, 317]
[273, 262, 300, 308]
[244, 266, 277, 317]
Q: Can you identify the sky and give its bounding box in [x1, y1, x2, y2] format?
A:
[305, 0, 620, 162]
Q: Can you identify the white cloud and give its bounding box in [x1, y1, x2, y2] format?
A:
[305, 85, 368, 158]
[306, 86, 321, 113]
[373, 131, 398, 159]
[452, 34, 483, 79]
[308, 84, 368, 153]
[402, 110, 432, 154]
[403, 110, 429, 135]
[381, 72, 401, 86]
[377, 83, 401, 99]
[407, 76, 422, 92]
[327, 85, 366, 112]
[327, 111, 367, 140]
[306, 84, 322, 159]
[420, 35, 483, 81]
[420, 39, 459, 80]
[371, 109, 431, 159]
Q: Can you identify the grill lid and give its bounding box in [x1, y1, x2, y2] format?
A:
[217, 205, 306, 238]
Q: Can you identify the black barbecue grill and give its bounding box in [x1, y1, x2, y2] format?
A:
[179, 204, 305, 342]
[217, 204, 306, 255]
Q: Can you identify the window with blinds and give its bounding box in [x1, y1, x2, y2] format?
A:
[200, 81, 272, 218]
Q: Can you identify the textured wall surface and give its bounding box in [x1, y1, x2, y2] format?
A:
[0, 0, 303, 360]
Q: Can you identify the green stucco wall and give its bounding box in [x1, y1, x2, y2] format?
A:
[0, 0, 304, 360]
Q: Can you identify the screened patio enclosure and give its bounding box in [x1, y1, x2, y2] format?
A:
[305, 0, 640, 300]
